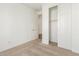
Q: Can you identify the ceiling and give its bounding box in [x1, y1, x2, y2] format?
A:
[24, 3, 43, 11]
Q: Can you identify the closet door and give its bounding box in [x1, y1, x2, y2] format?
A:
[72, 4, 79, 53]
[58, 4, 72, 50]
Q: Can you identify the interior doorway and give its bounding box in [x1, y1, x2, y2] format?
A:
[38, 15, 42, 39]
[49, 6, 58, 46]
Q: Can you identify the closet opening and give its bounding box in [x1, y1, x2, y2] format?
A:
[49, 6, 58, 46]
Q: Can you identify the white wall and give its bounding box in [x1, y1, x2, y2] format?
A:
[49, 6, 58, 43]
[58, 4, 72, 50]
[0, 3, 38, 52]
[58, 3, 79, 53]
[72, 4, 79, 53]
[42, 4, 49, 44]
